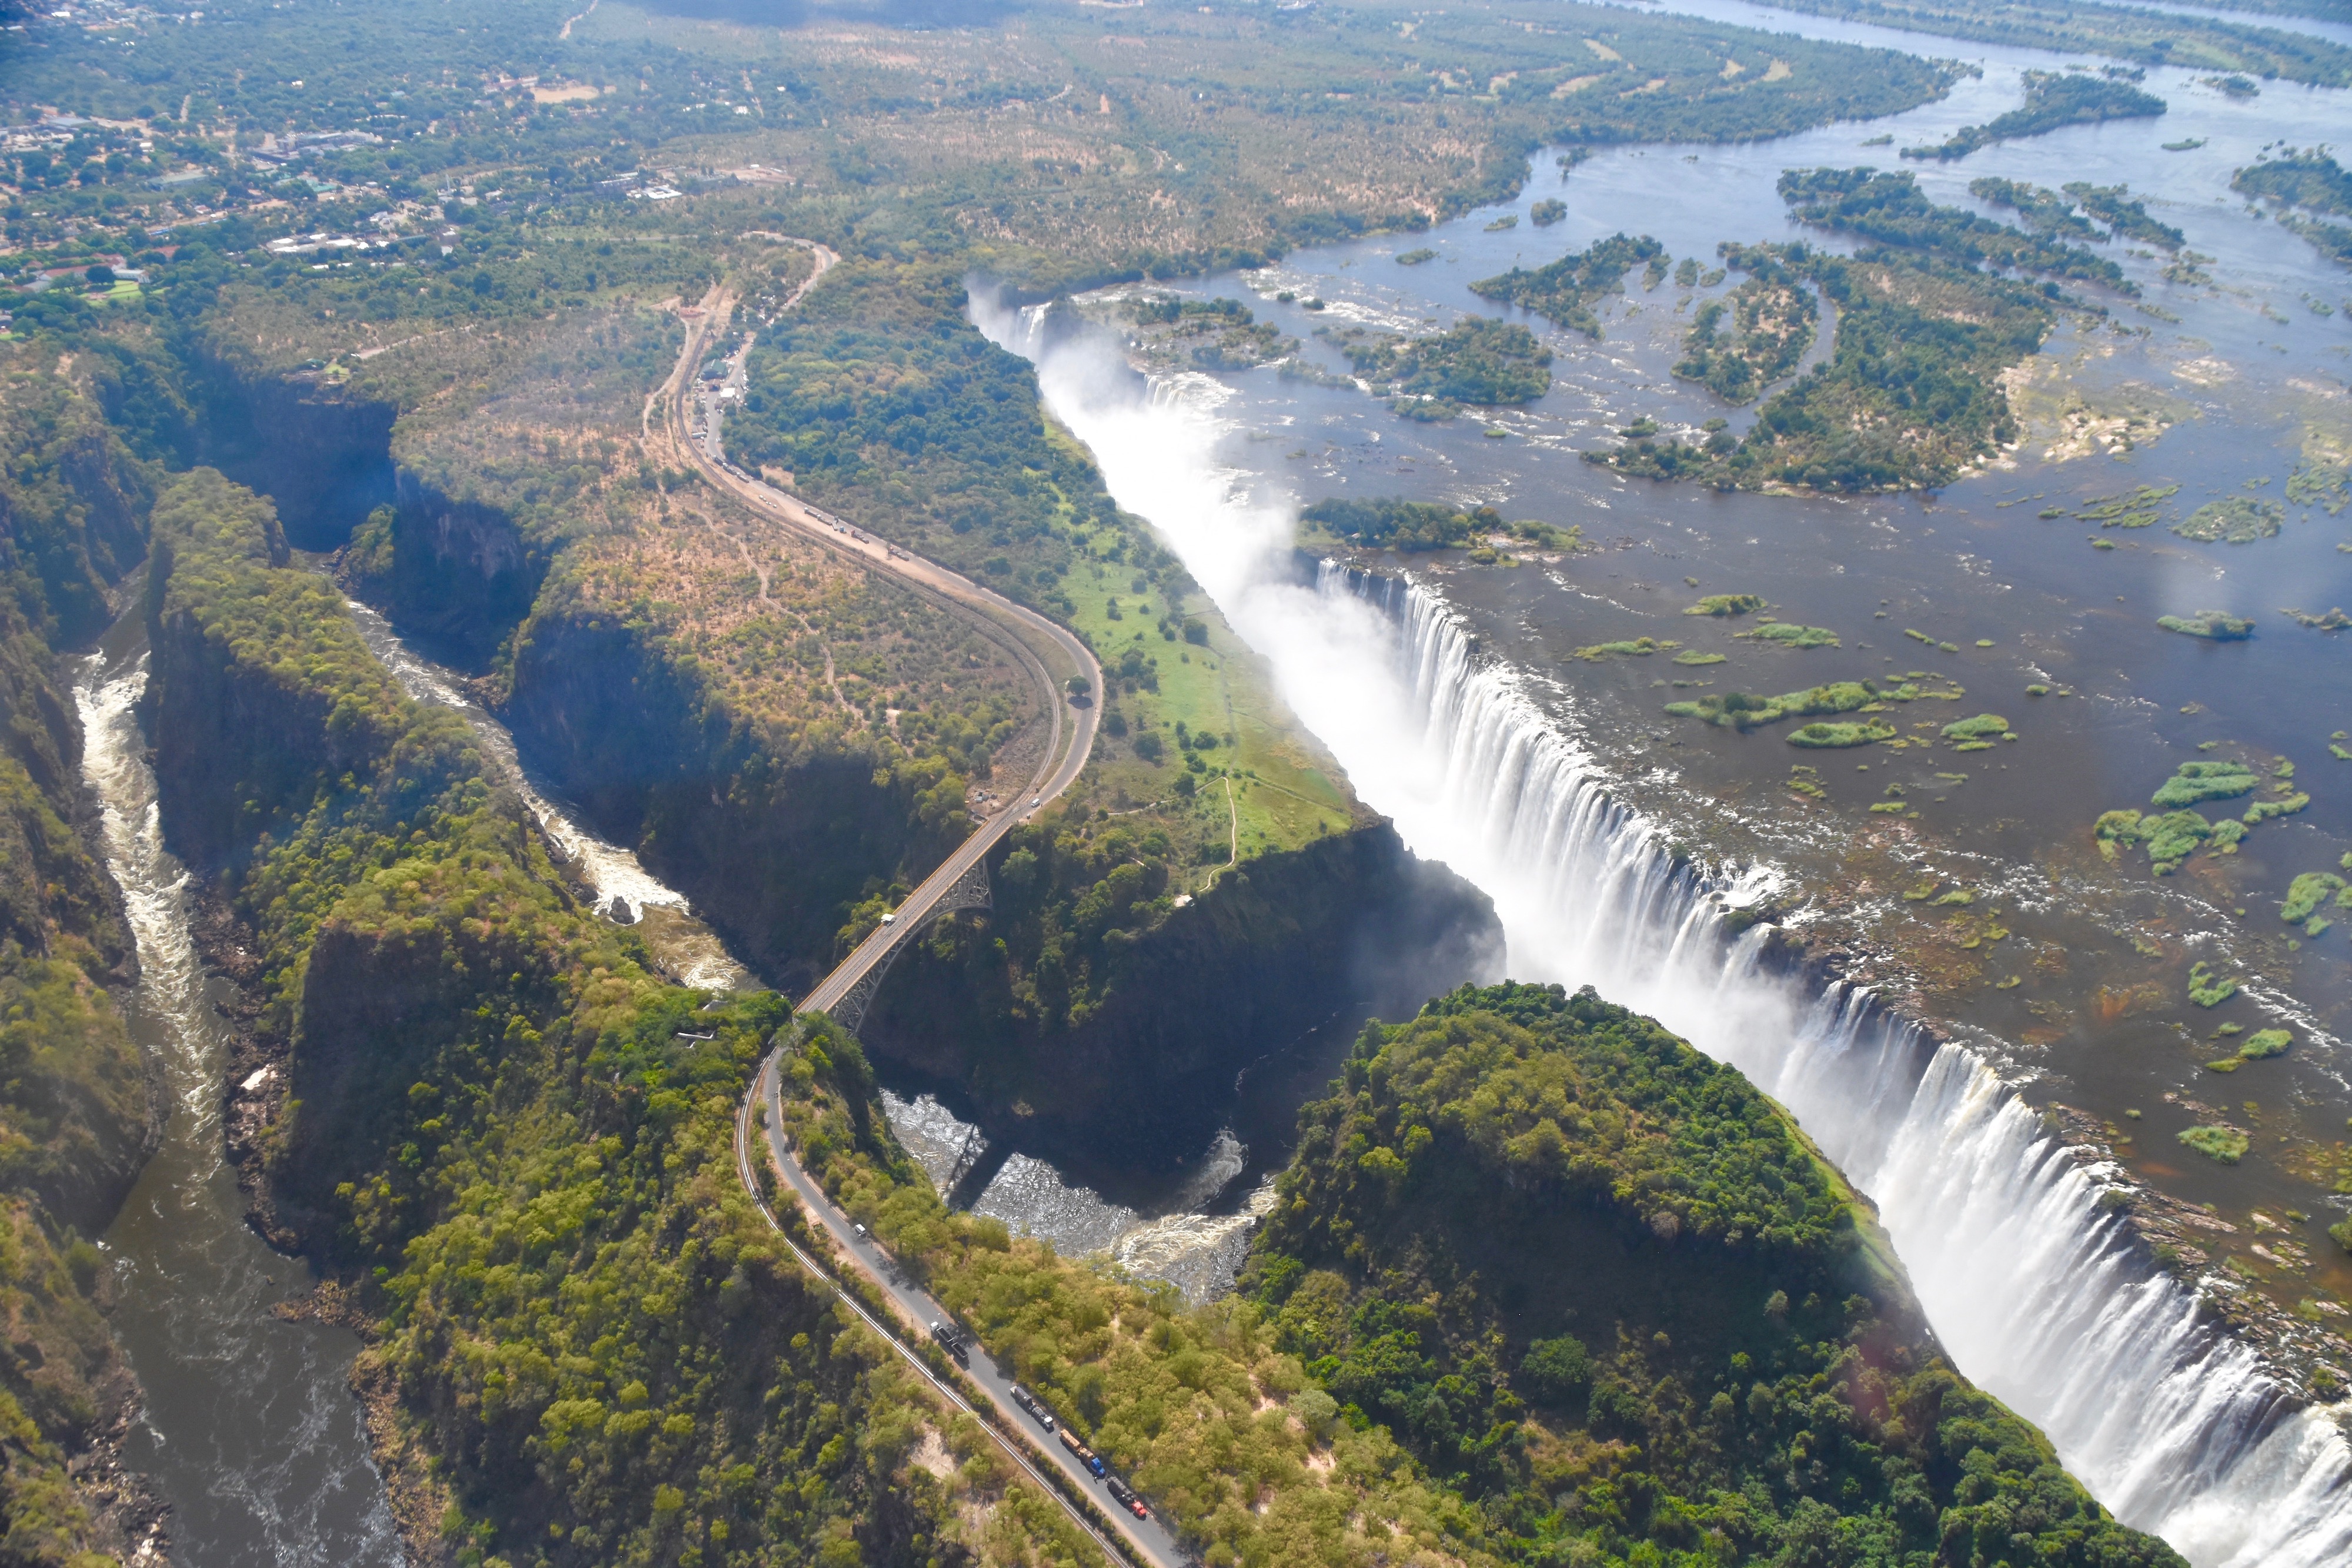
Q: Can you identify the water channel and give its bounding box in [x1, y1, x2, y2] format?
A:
[68, 2, 2352, 1556]
[978, 5, 2352, 1561]
[78, 617, 405, 1567]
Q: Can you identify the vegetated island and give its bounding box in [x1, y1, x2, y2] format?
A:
[1468, 232, 1666, 339]
[1591, 169, 2124, 492]
[1116, 293, 1297, 372]
[2232, 147, 2352, 268]
[1313, 316, 1552, 420]
[1663, 676, 1937, 741]
[1673, 242, 1819, 403]
[2096, 757, 2307, 872]
[1299, 497, 1579, 554]
[1969, 176, 2185, 249]
[1902, 68, 2166, 161]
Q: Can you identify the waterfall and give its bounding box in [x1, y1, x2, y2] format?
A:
[1332, 567, 2352, 1567]
[968, 294, 2352, 1567]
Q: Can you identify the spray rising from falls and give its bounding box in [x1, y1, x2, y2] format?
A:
[977, 296, 2352, 1567]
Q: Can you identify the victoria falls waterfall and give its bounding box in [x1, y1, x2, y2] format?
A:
[980, 300, 2352, 1568]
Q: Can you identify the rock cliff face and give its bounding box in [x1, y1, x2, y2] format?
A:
[862, 825, 1503, 1169]
[180, 356, 545, 667]
[139, 480, 356, 875]
[502, 604, 949, 989]
[1243, 982, 2187, 1568]
[186, 358, 396, 551]
[338, 471, 544, 668]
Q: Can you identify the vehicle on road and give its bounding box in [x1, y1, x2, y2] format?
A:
[928, 1320, 970, 1368]
[1056, 1426, 1108, 1478]
[1008, 1383, 1057, 1433]
[880, 911, 896, 925]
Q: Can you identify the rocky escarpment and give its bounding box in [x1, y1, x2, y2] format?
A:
[185, 356, 396, 551]
[1243, 981, 2186, 1567]
[863, 824, 1503, 1172]
[501, 602, 965, 991]
[138, 474, 385, 874]
[337, 471, 546, 668]
[134, 462, 1036, 1568]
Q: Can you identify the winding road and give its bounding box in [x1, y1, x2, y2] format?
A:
[666, 248, 1160, 1564]
[657, 250, 1102, 1019]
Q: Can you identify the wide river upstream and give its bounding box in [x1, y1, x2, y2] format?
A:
[980, 3, 2352, 1563]
[62, 1, 2352, 1562]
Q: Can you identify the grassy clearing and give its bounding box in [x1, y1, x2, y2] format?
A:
[1062, 556, 1356, 872]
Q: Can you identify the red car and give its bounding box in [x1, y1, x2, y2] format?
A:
[1125, 1497, 1148, 1520]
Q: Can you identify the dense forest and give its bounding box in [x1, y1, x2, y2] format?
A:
[1244, 983, 2187, 1567]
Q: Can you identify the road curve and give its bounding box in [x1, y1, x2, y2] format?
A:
[658, 268, 1102, 1015]
[677, 250, 1145, 1562]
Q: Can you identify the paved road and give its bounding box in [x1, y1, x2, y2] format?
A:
[739, 1057, 1192, 1568]
[657, 270, 1102, 1018]
[681, 245, 1146, 1562]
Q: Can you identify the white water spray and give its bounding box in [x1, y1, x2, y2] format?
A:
[977, 297, 2352, 1567]
[880, 1088, 1264, 1303]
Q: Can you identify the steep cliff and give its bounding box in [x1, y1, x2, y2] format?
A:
[138, 466, 1091, 1566]
[1244, 982, 2185, 1567]
[864, 822, 1502, 1169]
[139, 470, 452, 875]
[0, 337, 169, 1564]
[338, 473, 544, 667]
[182, 355, 396, 551]
[500, 599, 971, 991]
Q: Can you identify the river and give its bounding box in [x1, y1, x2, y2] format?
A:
[975, 4, 2352, 1561]
[76, 617, 406, 1567]
[69, 4, 2349, 1556]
